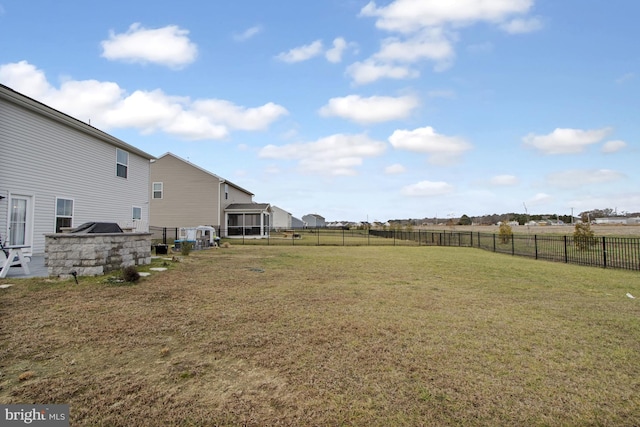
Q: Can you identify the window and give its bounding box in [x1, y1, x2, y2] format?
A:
[116, 148, 128, 178]
[55, 198, 73, 232]
[152, 182, 163, 199]
[132, 207, 142, 221]
[225, 184, 229, 200]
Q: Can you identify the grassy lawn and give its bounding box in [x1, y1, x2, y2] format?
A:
[1, 246, 640, 426]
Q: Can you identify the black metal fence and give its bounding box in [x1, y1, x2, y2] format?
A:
[149, 226, 640, 271]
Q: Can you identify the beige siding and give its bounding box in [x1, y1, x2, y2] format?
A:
[149, 155, 222, 228]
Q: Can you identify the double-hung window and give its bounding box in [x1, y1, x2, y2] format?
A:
[116, 148, 129, 178]
[132, 206, 142, 221]
[55, 198, 74, 232]
[152, 182, 163, 199]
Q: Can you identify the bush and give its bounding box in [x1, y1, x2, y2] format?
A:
[574, 222, 597, 250]
[181, 241, 193, 256]
[499, 222, 513, 244]
[122, 266, 140, 282]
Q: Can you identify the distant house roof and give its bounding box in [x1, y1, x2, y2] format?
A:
[225, 203, 271, 212]
[1, 83, 155, 160]
[156, 152, 254, 196]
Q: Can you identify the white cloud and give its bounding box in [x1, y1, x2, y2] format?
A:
[374, 28, 455, 68]
[528, 192, 553, 206]
[389, 126, 472, 165]
[259, 133, 387, 176]
[318, 94, 419, 124]
[346, 59, 418, 85]
[490, 175, 518, 186]
[500, 17, 543, 34]
[385, 164, 406, 174]
[101, 23, 198, 69]
[546, 169, 625, 189]
[360, 0, 535, 33]
[354, 0, 540, 84]
[325, 37, 353, 63]
[193, 99, 288, 131]
[522, 127, 613, 155]
[276, 40, 324, 63]
[233, 25, 262, 42]
[616, 73, 636, 84]
[601, 140, 627, 153]
[0, 61, 287, 140]
[401, 180, 454, 197]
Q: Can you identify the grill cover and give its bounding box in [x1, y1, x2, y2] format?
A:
[70, 222, 123, 233]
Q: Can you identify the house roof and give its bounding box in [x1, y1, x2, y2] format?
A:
[271, 205, 292, 215]
[157, 152, 254, 196]
[0, 83, 155, 160]
[225, 203, 271, 212]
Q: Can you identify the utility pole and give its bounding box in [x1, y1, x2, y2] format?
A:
[571, 207, 574, 225]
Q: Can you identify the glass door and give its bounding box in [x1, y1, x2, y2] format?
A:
[8, 195, 32, 252]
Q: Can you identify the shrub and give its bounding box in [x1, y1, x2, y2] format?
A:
[574, 222, 597, 250]
[499, 222, 513, 244]
[122, 266, 140, 282]
[181, 241, 193, 256]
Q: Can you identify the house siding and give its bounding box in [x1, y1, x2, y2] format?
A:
[1, 88, 151, 254]
[150, 154, 221, 228]
[271, 206, 292, 230]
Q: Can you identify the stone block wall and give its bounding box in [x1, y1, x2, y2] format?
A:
[45, 233, 152, 277]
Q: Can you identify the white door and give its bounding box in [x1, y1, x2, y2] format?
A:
[8, 194, 33, 254]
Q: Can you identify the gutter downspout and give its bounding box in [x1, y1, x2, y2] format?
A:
[218, 179, 224, 237]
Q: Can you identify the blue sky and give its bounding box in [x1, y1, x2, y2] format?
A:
[1, 0, 638, 222]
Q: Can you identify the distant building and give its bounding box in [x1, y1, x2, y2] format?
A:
[302, 214, 326, 228]
[271, 206, 292, 231]
[595, 217, 632, 225]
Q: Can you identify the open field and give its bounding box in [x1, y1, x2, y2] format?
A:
[418, 224, 640, 237]
[1, 246, 640, 426]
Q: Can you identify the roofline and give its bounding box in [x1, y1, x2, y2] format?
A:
[158, 152, 255, 196]
[0, 83, 155, 160]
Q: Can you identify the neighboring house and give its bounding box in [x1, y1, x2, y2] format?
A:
[271, 206, 292, 231]
[291, 216, 305, 229]
[302, 214, 326, 228]
[595, 217, 631, 225]
[149, 152, 270, 238]
[0, 84, 154, 255]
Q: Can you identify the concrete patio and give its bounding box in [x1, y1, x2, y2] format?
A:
[1, 255, 48, 279]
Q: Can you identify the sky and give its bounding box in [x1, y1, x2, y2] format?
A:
[1, 0, 639, 223]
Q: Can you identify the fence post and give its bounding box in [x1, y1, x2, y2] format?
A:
[564, 235, 568, 263]
[342, 228, 345, 246]
[493, 234, 496, 252]
[162, 227, 167, 245]
[511, 235, 515, 255]
[535, 235, 538, 259]
[602, 236, 607, 268]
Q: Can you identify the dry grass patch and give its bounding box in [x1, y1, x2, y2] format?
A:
[1, 246, 639, 425]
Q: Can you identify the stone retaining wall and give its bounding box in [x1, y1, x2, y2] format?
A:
[45, 233, 152, 277]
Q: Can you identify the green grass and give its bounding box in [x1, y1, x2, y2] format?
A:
[1, 246, 639, 425]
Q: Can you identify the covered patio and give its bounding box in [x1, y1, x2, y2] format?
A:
[224, 203, 271, 238]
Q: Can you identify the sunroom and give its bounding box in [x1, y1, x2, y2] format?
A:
[224, 203, 271, 238]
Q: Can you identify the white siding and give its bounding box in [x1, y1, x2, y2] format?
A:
[1, 93, 151, 254]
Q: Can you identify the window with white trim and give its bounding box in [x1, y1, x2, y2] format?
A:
[132, 206, 142, 221]
[152, 182, 163, 199]
[116, 148, 128, 178]
[55, 198, 74, 232]
[225, 183, 229, 200]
